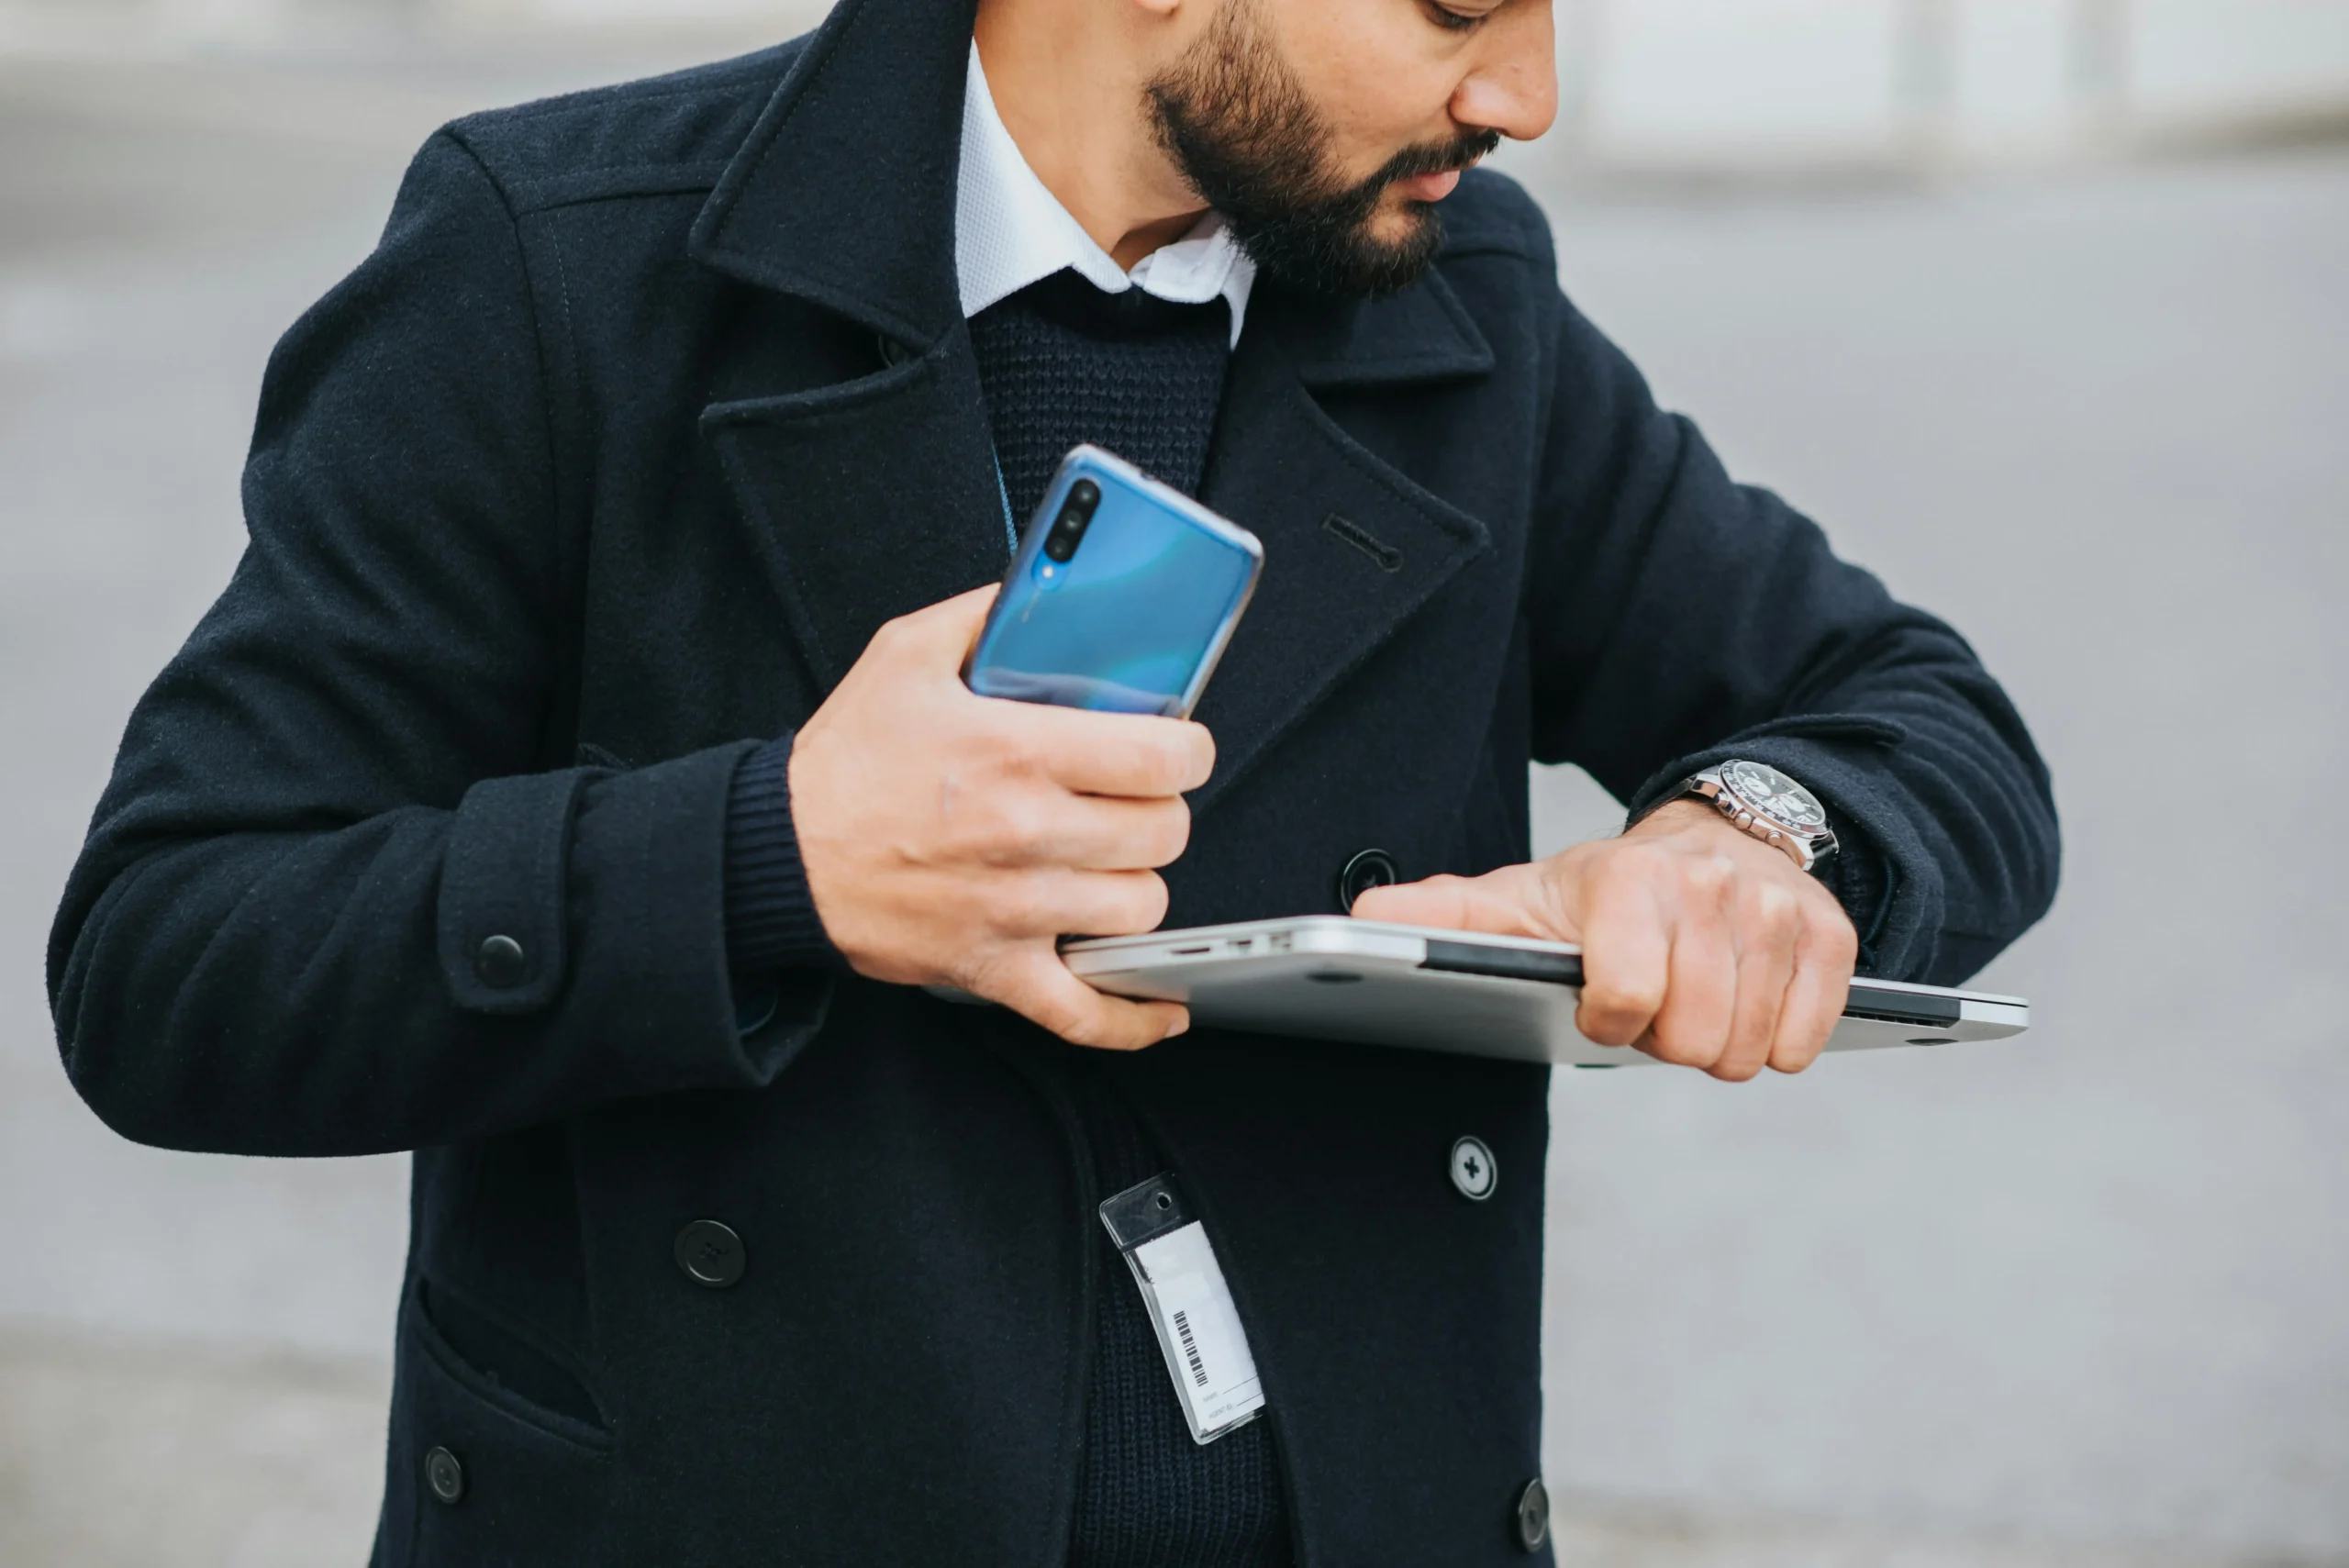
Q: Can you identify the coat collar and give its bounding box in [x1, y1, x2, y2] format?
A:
[690, 0, 976, 350]
[689, 0, 1496, 381]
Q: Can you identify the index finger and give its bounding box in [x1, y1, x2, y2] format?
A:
[1011, 706, 1217, 798]
[1574, 863, 1672, 1050]
[1348, 865, 1565, 939]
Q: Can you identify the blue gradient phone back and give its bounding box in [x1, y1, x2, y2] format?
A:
[965, 447, 1263, 718]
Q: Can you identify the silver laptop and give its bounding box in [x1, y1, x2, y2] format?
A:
[1063, 917, 2028, 1069]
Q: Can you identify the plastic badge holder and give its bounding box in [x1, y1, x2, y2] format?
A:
[1097, 1174, 1267, 1445]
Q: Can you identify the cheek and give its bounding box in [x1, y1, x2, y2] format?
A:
[1277, 5, 1461, 172]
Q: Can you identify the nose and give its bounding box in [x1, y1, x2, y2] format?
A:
[1453, 0, 1560, 143]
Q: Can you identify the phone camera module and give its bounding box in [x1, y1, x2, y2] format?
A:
[1042, 485, 1096, 564]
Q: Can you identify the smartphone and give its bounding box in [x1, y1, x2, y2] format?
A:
[963, 445, 1264, 719]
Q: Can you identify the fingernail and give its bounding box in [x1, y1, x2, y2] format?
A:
[1164, 1015, 1191, 1040]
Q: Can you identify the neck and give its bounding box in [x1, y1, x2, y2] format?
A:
[974, 0, 1210, 270]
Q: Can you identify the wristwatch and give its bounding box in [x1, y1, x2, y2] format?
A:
[1669, 759, 1840, 873]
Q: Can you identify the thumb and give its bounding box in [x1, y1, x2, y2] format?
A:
[1350, 862, 1578, 942]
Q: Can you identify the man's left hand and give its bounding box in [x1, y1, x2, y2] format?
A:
[1347, 800, 1859, 1080]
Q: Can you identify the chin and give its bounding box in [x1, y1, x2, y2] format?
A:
[1364, 203, 1439, 249]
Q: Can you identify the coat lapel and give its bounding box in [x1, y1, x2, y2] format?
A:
[1186, 273, 1496, 816]
[691, 0, 1001, 698]
[701, 330, 1009, 695]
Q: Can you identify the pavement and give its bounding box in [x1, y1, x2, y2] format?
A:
[2, 35, 2345, 1568]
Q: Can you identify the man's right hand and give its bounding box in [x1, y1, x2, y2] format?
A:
[788, 587, 1213, 1051]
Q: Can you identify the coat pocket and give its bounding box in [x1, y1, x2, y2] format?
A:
[374, 1283, 618, 1568]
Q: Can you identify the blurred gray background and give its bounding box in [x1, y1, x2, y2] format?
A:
[3, 1, 2344, 1563]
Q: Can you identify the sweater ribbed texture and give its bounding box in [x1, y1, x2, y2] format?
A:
[969, 271, 1288, 1568]
[721, 737, 839, 973]
[969, 269, 1233, 531]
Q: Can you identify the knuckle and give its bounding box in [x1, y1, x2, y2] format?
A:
[1001, 795, 1056, 857]
[970, 720, 1033, 775]
[1121, 873, 1172, 931]
[1780, 1034, 1829, 1071]
[1055, 1009, 1108, 1049]
[1686, 852, 1739, 901]
[868, 614, 918, 660]
[1578, 989, 1661, 1047]
[1149, 803, 1194, 866]
[1588, 975, 1664, 1021]
[1645, 1029, 1717, 1070]
[1754, 882, 1800, 936]
[988, 875, 1053, 936]
[1131, 736, 1184, 795]
[1186, 725, 1219, 784]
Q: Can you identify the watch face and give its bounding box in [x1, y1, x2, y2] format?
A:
[1720, 759, 1828, 834]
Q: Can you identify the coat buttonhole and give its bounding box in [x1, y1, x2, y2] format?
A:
[1322, 514, 1403, 573]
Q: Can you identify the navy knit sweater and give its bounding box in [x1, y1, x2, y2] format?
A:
[723, 271, 1291, 1566]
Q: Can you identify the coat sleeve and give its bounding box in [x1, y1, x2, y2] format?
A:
[47, 131, 834, 1158]
[1518, 253, 2059, 985]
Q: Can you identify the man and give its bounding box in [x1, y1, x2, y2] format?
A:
[49, 0, 2058, 1559]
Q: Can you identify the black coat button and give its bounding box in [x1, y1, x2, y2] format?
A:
[1337, 849, 1399, 912]
[674, 1219, 746, 1289]
[473, 934, 528, 989]
[1514, 1476, 1550, 1551]
[425, 1446, 465, 1506]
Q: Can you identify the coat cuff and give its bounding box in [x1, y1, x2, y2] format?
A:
[724, 736, 843, 977]
[1624, 715, 1939, 980]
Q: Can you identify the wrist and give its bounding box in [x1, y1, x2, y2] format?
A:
[1630, 797, 1777, 860]
[1628, 798, 1722, 837]
[1643, 759, 1840, 874]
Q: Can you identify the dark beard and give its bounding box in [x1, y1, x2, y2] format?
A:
[1147, 4, 1499, 298]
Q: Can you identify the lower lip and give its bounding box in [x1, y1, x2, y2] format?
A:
[1396, 169, 1463, 203]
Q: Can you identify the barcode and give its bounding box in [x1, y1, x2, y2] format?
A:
[1172, 1308, 1209, 1386]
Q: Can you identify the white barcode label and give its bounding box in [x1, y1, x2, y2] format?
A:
[1125, 1218, 1265, 1444]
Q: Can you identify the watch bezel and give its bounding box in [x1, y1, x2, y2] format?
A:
[1687, 762, 1839, 873]
[1714, 759, 1831, 838]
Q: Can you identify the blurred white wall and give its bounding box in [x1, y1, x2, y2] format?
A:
[1553, 0, 2349, 167]
[4, 0, 2344, 168]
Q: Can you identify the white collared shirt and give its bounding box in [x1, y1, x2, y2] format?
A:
[956, 42, 1256, 349]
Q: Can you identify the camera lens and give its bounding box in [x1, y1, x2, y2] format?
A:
[1069, 481, 1100, 511]
[1043, 532, 1078, 563]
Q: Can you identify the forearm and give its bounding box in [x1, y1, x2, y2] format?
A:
[1525, 293, 2058, 984]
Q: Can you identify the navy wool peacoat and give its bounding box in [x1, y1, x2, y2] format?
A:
[48, 0, 2058, 1561]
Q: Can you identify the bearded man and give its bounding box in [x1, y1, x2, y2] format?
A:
[49, 0, 2059, 1561]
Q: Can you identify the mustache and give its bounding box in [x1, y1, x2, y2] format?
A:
[1366, 128, 1503, 196]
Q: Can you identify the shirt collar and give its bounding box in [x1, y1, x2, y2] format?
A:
[955, 42, 1255, 349]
